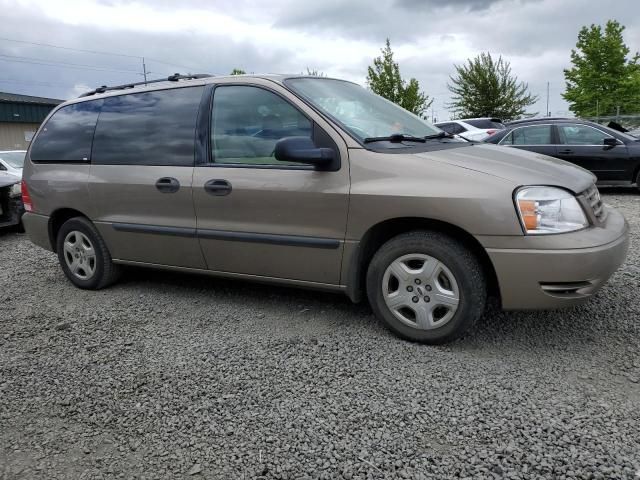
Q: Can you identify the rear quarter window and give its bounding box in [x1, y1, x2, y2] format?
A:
[30, 100, 102, 162]
[466, 119, 505, 130]
[92, 86, 204, 166]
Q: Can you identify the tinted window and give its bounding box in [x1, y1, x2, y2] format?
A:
[92, 87, 203, 166]
[451, 123, 467, 134]
[502, 125, 552, 145]
[558, 124, 613, 145]
[30, 101, 102, 162]
[211, 85, 312, 166]
[466, 119, 505, 129]
[436, 123, 455, 134]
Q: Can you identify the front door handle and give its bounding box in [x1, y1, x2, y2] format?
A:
[155, 177, 180, 193]
[559, 149, 574, 155]
[204, 179, 232, 196]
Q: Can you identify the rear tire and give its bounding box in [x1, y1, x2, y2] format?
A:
[56, 217, 120, 289]
[366, 230, 487, 344]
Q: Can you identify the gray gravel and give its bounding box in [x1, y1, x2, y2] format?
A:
[1, 189, 639, 479]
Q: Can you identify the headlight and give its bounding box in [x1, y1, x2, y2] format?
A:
[515, 186, 588, 234]
[9, 183, 21, 197]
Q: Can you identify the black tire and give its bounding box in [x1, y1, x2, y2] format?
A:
[366, 230, 486, 344]
[56, 217, 120, 289]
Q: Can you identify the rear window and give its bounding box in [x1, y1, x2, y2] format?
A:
[466, 119, 505, 130]
[30, 100, 102, 162]
[92, 86, 204, 166]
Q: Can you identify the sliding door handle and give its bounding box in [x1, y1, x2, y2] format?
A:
[155, 177, 180, 193]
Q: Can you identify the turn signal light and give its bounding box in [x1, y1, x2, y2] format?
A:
[518, 199, 538, 230]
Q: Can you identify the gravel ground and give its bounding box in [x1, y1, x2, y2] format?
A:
[1, 189, 639, 479]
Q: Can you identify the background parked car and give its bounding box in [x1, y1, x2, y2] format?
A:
[0, 171, 24, 229]
[435, 118, 505, 141]
[485, 118, 640, 188]
[0, 150, 26, 178]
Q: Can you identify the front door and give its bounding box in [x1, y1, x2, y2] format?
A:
[192, 82, 350, 285]
[501, 124, 557, 157]
[556, 123, 629, 181]
[88, 86, 207, 269]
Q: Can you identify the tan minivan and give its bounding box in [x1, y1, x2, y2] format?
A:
[21, 74, 629, 343]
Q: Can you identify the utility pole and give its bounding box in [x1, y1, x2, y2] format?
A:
[616, 105, 620, 121]
[596, 99, 599, 122]
[546, 81, 550, 116]
[142, 57, 148, 84]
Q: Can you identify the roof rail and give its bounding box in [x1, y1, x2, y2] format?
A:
[78, 73, 213, 98]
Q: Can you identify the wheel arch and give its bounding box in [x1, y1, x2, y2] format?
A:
[48, 208, 90, 252]
[345, 217, 500, 305]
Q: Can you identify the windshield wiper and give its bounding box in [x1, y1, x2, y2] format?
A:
[424, 131, 454, 140]
[363, 133, 426, 144]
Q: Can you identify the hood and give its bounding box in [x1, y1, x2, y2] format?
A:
[0, 171, 20, 188]
[417, 144, 595, 194]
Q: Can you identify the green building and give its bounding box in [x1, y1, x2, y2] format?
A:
[0, 92, 63, 150]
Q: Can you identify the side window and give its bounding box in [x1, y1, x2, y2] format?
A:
[30, 100, 102, 162]
[211, 85, 312, 166]
[437, 123, 454, 134]
[452, 123, 467, 134]
[0, 163, 5, 171]
[92, 87, 204, 166]
[558, 124, 612, 145]
[500, 131, 514, 145]
[510, 125, 552, 145]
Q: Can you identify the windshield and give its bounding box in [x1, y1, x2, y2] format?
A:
[0, 151, 26, 169]
[286, 78, 442, 142]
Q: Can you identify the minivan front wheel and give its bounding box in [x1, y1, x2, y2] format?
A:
[56, 217, 120, 289]
[366, 231, 487, 344]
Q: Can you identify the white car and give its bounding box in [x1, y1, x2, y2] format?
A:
[0, 150, 26, 178]
[435, 118, 505, 141]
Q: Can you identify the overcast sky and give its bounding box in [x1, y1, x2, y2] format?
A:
[0, 0, 638, 120]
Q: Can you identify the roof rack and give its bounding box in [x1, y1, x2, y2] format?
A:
[79, 73, 213, 98]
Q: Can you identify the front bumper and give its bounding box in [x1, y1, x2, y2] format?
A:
[483, 206, 629, 310]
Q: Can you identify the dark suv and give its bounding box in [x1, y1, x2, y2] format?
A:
[485, 118, 640, 188]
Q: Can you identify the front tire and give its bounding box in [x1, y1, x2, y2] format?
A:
[56, 217, 120, 289]
[366, 231, 487, 344]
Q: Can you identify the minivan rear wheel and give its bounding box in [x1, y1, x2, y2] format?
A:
[366, 231, 486, 344]
[56, 217, 120, 289]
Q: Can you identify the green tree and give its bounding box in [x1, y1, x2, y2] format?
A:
[366, 39, 432, 116]
[447, 52, 537, 120]
[563, 20, 640, 117]
[230, 68, 246, 75]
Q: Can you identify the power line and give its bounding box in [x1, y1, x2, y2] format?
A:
[0, 36, 202, 72]
[0, 78, 74, 87]
[0, 36, 142, 59]
[0, 57, 144, 75]
[0, 53, 141, 73]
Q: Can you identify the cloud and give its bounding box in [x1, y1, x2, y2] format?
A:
[0, 0, 637, 118]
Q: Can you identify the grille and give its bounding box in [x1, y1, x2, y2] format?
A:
[583, 184, 606, 222]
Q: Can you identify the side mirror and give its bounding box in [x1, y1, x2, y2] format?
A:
[274, 137, 334, 167]
[603, 137, 619, 148]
